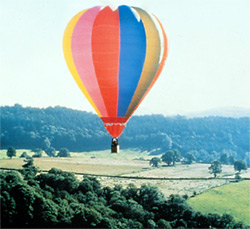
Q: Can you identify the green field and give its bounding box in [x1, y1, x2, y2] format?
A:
[188, 180, 250, 225]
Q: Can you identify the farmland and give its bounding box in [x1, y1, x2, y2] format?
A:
[1, 149, 250, 225]
[188, 180, 250, 225]
[1, 149, 250, 196]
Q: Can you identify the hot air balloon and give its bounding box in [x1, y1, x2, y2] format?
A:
[63, 5, 168, 152]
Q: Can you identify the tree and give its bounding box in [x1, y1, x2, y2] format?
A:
[22, 157, 39, 179]
[244, 152, 250, 167]
[161, 151, 174, 166]
[149, 157, 161, 167]
[7, 147, 16, 159]
[57, 148, 70, 157]
[45, 147, 56, 157]
[23, 157, 34, 166]
[208, 160, 222, 178]
[220, 153, 228, 164]
[157, 219, 172, 229]
[160, 134, 172, 152]
[228, 155, 235, 165]
[32, 149, 42, 158]
[146, 219, 156, 228]
[234, 160, 247, 173]
[186, 152, 196, 164]
[173, 149, 181, 165]
[20, 152, 29, 158]
[42, 137, 51, 149]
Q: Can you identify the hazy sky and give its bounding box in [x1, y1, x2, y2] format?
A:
[1, 0, 250, 116]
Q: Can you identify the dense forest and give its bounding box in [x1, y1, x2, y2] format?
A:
[1, 160, 248, 228]
[1, 104, 249, 162]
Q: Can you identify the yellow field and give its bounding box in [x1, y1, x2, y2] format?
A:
[0, 157, 150, 175]
[0, 149, 152, 175]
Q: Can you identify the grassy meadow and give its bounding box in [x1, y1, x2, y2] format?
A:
[188, 180, 250, 225]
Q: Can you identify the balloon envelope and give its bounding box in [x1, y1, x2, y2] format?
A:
[63, 5, 168, 137]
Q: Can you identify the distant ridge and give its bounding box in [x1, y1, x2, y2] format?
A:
[1, 105, 249, 155]
[186, 107, 250, 118]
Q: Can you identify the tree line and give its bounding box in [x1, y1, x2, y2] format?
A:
[149, 150, 248, 178]
[1, 159, 248, 228]
[1, 104, 249, 164]
[6, 146, 71, 159]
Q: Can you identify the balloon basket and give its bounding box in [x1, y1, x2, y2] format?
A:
[111, 144, 120, 153]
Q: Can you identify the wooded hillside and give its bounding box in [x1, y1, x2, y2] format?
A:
[1, 104, 249, 162]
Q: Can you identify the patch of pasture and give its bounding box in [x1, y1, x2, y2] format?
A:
[187, 180, 250, 225]
[97, 176, 228, 197]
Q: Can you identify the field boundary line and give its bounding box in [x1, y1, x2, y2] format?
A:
[1, 167, 249, 181]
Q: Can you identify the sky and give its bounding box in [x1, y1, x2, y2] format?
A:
[1, 0, 250, 116]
